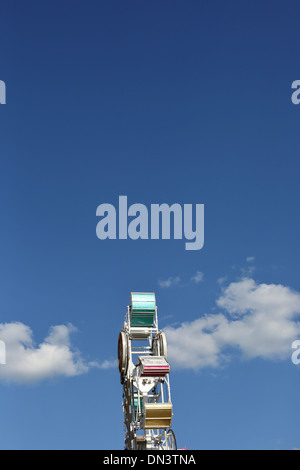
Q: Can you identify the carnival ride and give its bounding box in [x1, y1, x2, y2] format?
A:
[118, 292, 176, 450]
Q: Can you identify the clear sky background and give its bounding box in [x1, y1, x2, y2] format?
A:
[0, 1, 299, 450]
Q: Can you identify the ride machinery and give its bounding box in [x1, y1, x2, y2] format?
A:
[118, 292, 176, 450]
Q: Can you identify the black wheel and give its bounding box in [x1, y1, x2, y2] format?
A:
[165, 429, 177, 450]
[159, 331, 167, 360]
[118, 331, 128, 375]
[152, 330, 167, 360]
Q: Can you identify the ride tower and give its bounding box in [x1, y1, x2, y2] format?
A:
[118, 292, 176, 450]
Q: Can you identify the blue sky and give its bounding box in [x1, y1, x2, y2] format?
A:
[0, 1, 300, 450]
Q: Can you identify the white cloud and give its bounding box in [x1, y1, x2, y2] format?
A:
[240, 265, 255, 277]
[0, 322, 96, 383]
[246, 256, 255, 262]
[158, 276, 180, 288]
[164, 314, 226, 369]
[191, 271, 204, 284]
[92, 359, 118, 370]
[217, 276, 227, 285]
[164, 278, 300, 370]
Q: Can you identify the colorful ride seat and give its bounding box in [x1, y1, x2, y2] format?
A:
[129, 327, 151, 340]
[133, 392, 143, 415]
[137, 356, 170, 377]
[130, 292, 156, 328]
[144, 403, 173, 429]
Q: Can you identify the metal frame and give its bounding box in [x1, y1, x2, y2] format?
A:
[120, 301, 176, 450]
